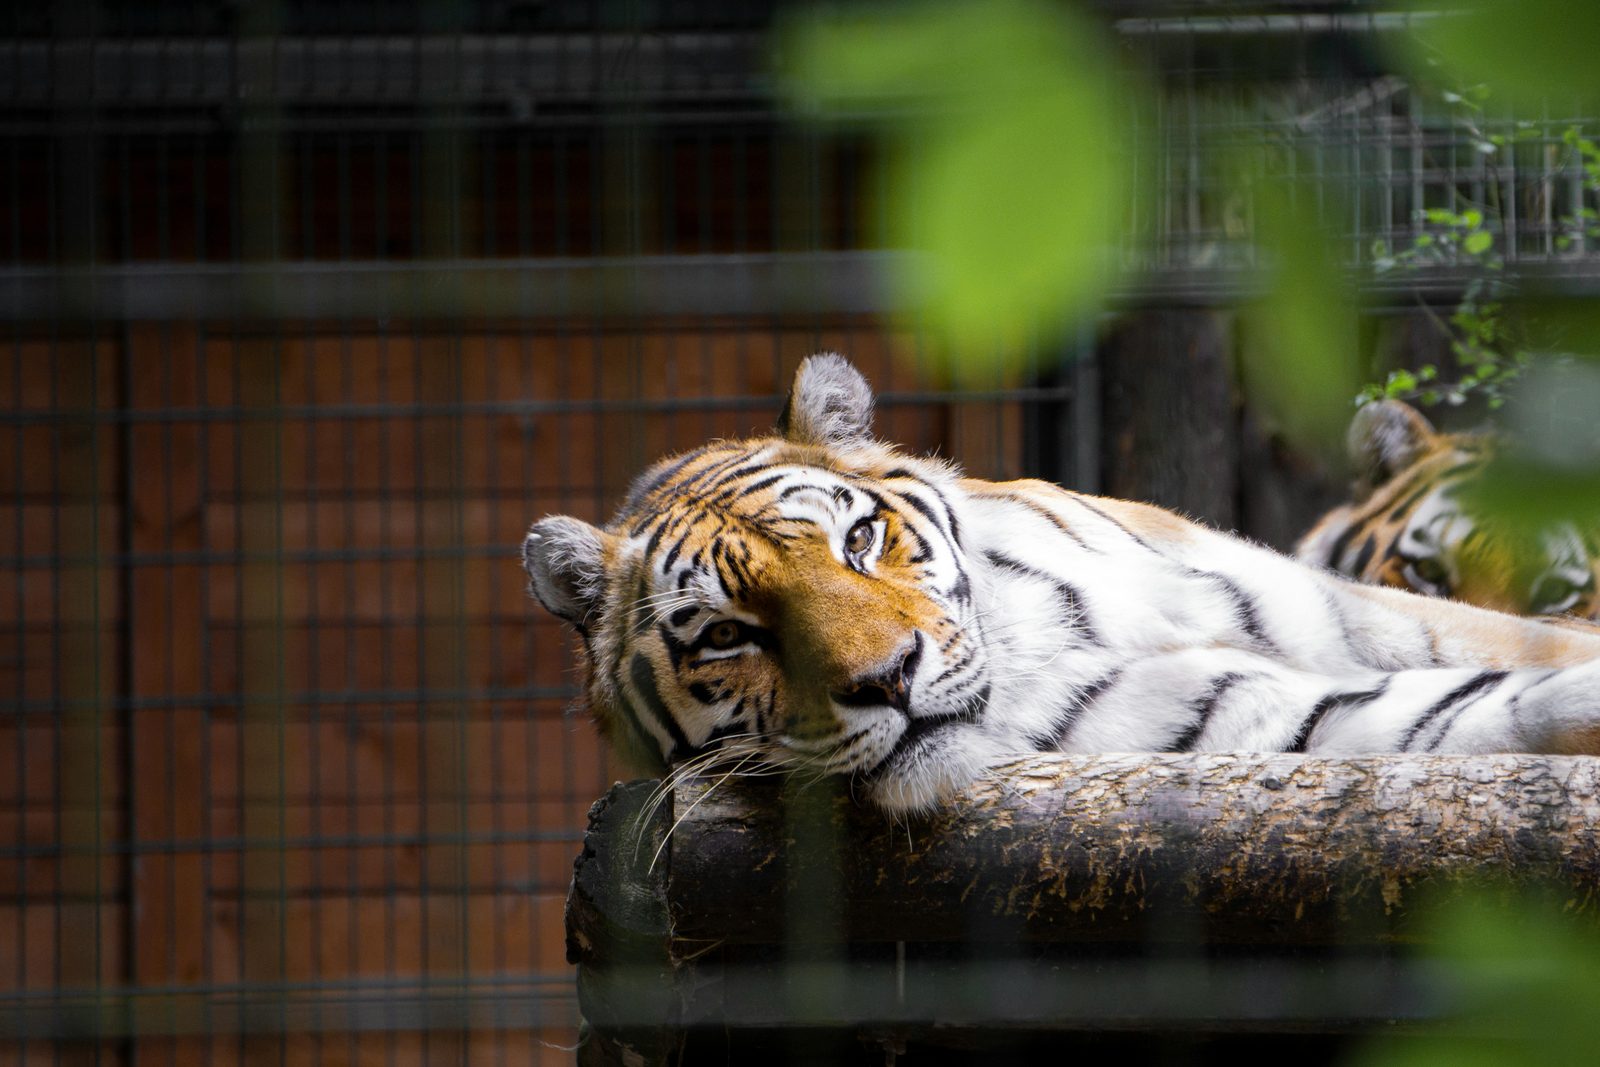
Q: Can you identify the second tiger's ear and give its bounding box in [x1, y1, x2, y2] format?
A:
[778, 353, 875, 448]
[1348, 399, 1437, 492]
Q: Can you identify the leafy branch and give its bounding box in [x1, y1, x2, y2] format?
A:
[1360, 98, 1600, 412]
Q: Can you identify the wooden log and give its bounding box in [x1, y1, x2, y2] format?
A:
[565, 781, 681, 1067]
[665, 753, 1600, 946]
[567, 752, 1600, 1062]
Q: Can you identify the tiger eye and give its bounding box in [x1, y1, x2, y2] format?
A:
[1532, 576, 1581, 614]
[1412, 557, 1448, 587]
[706, 621, 742, 649]
[846, 520, 875, 556]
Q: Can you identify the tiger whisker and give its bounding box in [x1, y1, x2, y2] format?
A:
[647, 748, 794, 873]
[630, 735, 770, 845]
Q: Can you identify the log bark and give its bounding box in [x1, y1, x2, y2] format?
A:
[665, 753, 1600, 945]
[565, 781, 681, 1067]
[567, 753, 1600, 1063]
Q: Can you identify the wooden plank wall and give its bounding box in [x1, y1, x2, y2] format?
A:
[1, 347, 127, 1067]
[0, 322, 1033, 1067]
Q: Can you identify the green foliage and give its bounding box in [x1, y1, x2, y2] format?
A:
[1359, 96, 1600, 414]
[1364, 202, 1526, 411]
[1244, 178, 1362, 448]
[1401, 0, 1600, 109]
[775, 0, 1600, 463]
[1354, 891, 1600, 1067]
[1463, 356, 1600, 533]
[1365, 4, 1600, 417]
[777, 0, 1133, 374]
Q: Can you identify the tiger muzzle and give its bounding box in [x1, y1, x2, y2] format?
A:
[831, 633, 923, 715]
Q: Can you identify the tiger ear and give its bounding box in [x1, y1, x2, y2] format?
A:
[1349, 399, 1437, 490]
[522, 516, 613, 626]
[778, 353, 875, 447]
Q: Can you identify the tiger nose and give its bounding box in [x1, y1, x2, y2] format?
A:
[832, 633, 923, 714]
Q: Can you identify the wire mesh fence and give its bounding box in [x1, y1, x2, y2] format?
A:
[6, 2, 1600, 1065]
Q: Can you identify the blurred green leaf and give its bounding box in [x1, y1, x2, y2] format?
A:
[1355, 891, 1600, 1067]
[1400, 0, 1600, 107]
[1241, 180, 1361, 448]
[887, 91, 1121, 357]
[777, 0, 1134, 374]
[1461, 356, 1600, 534]
[1464, 230, 1493, 255]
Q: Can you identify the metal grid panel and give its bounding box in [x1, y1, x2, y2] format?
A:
[1121, 12, 1600, 288]
[0, 4, 1082, 1064]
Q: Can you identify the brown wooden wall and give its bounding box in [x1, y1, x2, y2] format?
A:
[0, 323, 1044, 1067]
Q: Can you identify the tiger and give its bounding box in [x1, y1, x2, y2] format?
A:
[1296, 398, 1600, 619]
[523, 354, 1600, 814]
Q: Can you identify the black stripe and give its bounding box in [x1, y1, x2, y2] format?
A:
[1323, 466, 1450, 570]
[623, 448, 706, 512]
[659, 523, 690, 574]
[696, 719, 749, 753]
[1319, 587, 1358, 658]
[628, 507, 668, 542]
[728, 472, 787, 501]
[1288, 678, 1390, 753]
[1424, 673, 1512, 751]
[1170, 672, 1248, 752]
[888, 471, 965, 549]
[942, 495, 962, 549]
[858, 486, 932, 563]
[1033, 671, 1121, 749]
[1065, 494, 1159, 553]
[1322, 519, 1364, 573]
[1397, 671, 1509, 751]
[607, 565, 645, 684]
[1192, 570, 1276, 652]
[885, 482, 947, 538]
[931, 648, 975, 686]
[778, 482, 835, 502]
[884, 471, 959, 548]
[1385, 482, 1436, 525]
[630, 652, 692, 760]
[758, 682, 778, 735]
[863, 709, 975, 781]
[985, 550, 1101, 645]
[990, 488, 1095, 553]
[643, 517, 670, 560]
[1348, 534, 1378, 577]
[678, 452, 764, 495]
[882, 482, 970, 592]
[628, 572, 653, 636]
[695, 459, 774, 494]
[656, 624, 690, 669]
[962, 681, 992, 720]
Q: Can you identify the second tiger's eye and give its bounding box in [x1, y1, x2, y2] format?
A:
[1413, 557, 1448, 586]
[846, 520, 875, 557]
[706, 621, 743, 649]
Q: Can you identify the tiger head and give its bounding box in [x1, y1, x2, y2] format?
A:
[522, 355, 992, 811]
[1297, 399, 1599, 618]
